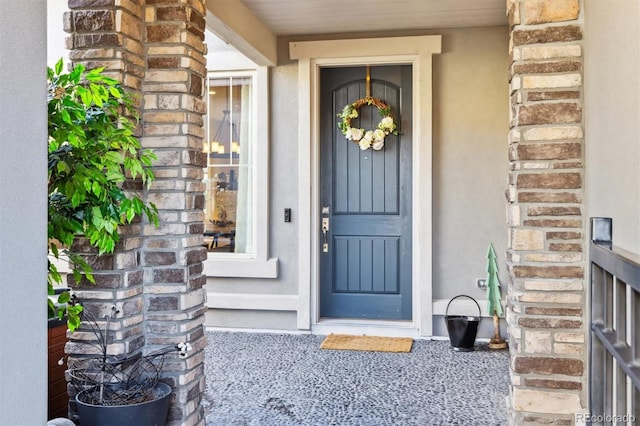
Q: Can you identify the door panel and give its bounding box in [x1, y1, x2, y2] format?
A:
[334, 130, 399, 215]
[320, 65, 412, 320]
[334, 237, 399, 293]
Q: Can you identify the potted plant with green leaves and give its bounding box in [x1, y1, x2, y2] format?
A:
[65, 303, 191, 426]
[47, 59, 171, 423]
[47, 58, 157, 329]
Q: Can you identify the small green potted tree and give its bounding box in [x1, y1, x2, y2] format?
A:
[486, 243, 507, 350]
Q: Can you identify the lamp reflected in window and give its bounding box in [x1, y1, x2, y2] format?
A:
[203, 75, 254, 254]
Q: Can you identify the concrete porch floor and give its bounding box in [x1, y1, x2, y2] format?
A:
[203, 331, 510, 425]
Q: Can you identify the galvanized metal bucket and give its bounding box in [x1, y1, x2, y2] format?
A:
[445, 295, 482, 352]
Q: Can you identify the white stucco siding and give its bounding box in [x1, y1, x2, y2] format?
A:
[431, 26, 510, 303]
[204, 26, 510, 337]
[585, 0, 640, 254]
[47, 0, 70, 67]
[204, 59, 302, 332]
[0, 1, 48, 424]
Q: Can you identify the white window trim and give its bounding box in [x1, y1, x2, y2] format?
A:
[203, 66, 278, 278]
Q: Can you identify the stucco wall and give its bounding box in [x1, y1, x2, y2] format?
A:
[205, 26, 509, 334]
[48, 0, 69, 67]
[584, 0, 640, 254]
[0, 1, 48, 424]
[432, 26, 510, 301]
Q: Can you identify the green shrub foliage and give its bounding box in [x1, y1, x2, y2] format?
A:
[47, 59, 158, 330]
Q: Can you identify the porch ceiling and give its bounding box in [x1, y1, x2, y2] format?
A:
[239, 0, 508, 36]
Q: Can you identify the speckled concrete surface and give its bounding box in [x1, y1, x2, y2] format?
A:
[203, 331, 510, 426]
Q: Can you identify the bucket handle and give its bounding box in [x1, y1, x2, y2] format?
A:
[445, 295, 481, 317]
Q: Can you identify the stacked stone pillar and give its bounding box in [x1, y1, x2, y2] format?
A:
[506, 1, 586, 424]
[64, 1, 207, 425]
[142, 1, 208, 424]
[64, 1, 147, 421]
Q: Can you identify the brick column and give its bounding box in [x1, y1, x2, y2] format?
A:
[65, 1, 208, 425]
[65, 0, 145, 91]
[143, 1, 208, 425]
[63, 1, 147, 421]
[506, 1, 586, 424]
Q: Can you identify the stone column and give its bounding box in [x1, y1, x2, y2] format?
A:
[65, 0, 145, 91]
[143, 1, 208, 425]
[64, 1, 208, 424]
[506, 0, 586, 424]
[63, 1, 147, 421]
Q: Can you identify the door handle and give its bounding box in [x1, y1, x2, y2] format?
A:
[321, 218, 329, 253]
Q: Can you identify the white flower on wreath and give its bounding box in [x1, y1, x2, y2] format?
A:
[371, 129, 386, 150]
[371, 140, 384, 150]
[364, 130, 374, 142]
[378, 116, 395, 133]
[359, 131, 373, 150]
[346, 127, 364, 141]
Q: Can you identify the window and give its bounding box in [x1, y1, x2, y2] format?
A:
[201, 25, 277, 278]
[204, 74, 254, 255]
[202, 67, 277, 278]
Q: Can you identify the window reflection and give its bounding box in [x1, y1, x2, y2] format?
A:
[203, 76, 254, 254]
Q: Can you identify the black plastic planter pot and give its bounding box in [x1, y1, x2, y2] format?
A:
[76, 382, 171, 426]
[445, 295, 482, 352]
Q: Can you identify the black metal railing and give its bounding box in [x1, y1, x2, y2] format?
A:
[590, 217, 640, 421]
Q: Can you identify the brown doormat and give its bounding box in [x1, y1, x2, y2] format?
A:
[320, 334, 413, 353]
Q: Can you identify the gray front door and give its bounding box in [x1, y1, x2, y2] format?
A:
[319, 65, 412, 320]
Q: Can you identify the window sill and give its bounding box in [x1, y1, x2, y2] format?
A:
[203, 257, 279, 278]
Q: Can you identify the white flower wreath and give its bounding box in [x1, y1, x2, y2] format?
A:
[337, 96, 398, 151]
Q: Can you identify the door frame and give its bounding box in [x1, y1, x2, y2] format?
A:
[290, 36, 442, 337]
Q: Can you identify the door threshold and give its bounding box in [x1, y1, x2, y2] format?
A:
[312, 319, 423, 339]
